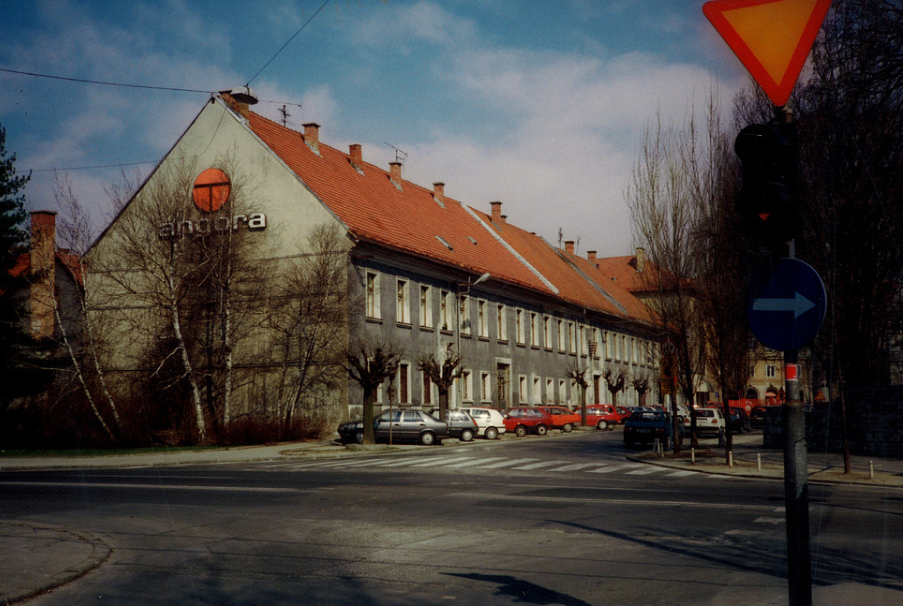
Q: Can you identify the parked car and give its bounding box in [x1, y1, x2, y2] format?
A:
[504, 407, 554, 437]
[459, 407, 507, 439]
[623, 410, 680, 447]
[585, 404, 621, 430]
[616, 406, 631, 421]
[727, 407, 752, 433]
[538, 405, 580, 432]
[750, 406, 768, 429]
[338, 409, 448, 445]
[684, 407, 725, 437]
[434, 409, 478, 442]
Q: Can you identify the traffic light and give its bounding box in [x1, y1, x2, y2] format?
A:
[734, 122, 799, 244]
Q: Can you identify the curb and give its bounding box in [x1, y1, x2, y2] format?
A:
[0, 521, 111, 605]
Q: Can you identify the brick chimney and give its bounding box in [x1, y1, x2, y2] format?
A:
[349, 144, 362, 166]
[587, 250, 597, 266]
[29, 211, 57, 339]
[303, 123, 320, 154]
[389, 161, 403, 186]
[635, 247, 646, 273]
[433, 182, 445, 204]
[219, 91, 250, 119]
[565, 240, 575, 255]
[490, 201, 502, 224]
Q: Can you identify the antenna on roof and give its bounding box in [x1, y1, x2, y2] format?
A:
[278, 104, 291, 127]
[558, 228, 563, 248]
[385, 142, 408, 164]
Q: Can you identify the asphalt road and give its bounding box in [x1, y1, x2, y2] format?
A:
[2, 431, 901, 605]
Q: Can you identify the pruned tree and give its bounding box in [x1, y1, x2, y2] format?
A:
[603, 368, 626, 407]
[417, 343, 463, 418]
[631, 373, 651, 408]
[564, 360, 591, 425]
[342, 336, 403, 445]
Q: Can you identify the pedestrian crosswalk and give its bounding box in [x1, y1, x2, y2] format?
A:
[241, 454, 711, 479]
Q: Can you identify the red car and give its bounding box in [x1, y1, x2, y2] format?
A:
[504, 407, 554, 437]
[585, 404, 622, 430]
[538, 406, 581, 432]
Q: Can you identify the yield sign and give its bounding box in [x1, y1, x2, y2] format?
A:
[703, 0, 833, 106]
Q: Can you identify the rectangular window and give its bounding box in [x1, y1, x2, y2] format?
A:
[605, 331, 612, 359]
[543, 316, 552, 349]
[462, 370, 473, 402]
[396, 279, 409, 324]
[516, 309, 525, 344]
[630, 337, 637, 364]
[581, 325, 589, 356]
[621, 336, 627, 361]
[422, 371, 432, 405]
[420, 285, 431, 327]
[593, 329, 601, 358]
[546, 378, 554, 403]
[481, 372, 491, 401]
[558, 319, 566, 351]
[559, 379, 567, 404]
[568, 322, 576, 353]
[366, 271, 380, 319]
[532, 376, 541, 404]
[440, 290, 450, 330]
[478, 300, 488, 337]
[399, 363, 410, 404]
[497, 304, 508, 341]
[519, 376, 528, 403]
[460, 295, 470, 335]
[766, 364, 777, 379]
[531, 313, 541, 347]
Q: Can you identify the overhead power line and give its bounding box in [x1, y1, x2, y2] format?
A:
[246, 0, 332, 85]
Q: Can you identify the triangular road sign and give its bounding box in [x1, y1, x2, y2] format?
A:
[703, 0, 833, 106]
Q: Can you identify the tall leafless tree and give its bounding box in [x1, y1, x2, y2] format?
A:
[342, 336, 403, 445]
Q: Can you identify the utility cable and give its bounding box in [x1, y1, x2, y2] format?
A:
[246, 0, 331, 85]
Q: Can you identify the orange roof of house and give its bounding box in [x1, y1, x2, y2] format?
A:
[247, 112, 555, 296]
[563, 252, 657, 324]
[244, 107, 653, 326]
[594, 254, 674, 295]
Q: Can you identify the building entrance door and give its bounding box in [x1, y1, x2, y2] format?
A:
[496, 363, 510, 410]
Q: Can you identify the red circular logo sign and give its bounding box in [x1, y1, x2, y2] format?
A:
[192, 168, 231, 212]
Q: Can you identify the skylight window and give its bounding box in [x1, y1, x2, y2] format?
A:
[436, 236, 454, 251]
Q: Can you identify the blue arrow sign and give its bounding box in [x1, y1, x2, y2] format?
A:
[748, 258, 826, 351]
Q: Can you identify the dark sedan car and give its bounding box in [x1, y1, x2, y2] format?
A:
[338, 410, 448, 445]
[623, 410, 680, 448]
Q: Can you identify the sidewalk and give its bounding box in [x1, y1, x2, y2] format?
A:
[628, 432, 903, 488]
[1, 432, 901, 605]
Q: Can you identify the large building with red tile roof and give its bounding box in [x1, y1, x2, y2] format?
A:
[87, 90, 666, 428]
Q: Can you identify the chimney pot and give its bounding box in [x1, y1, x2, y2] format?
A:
[500, 214, 507, 224]
[389, 161, 403, 184]
[490, 201, 502, 225]
[587, 250, 597, 264]
[565, 240, 575, 255]
[303, 123, 320, 152]
[433, 182, 445, 201]
[349, 144, 362, 166]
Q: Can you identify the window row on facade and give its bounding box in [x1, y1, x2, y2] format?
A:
[365, 270, 654, 367]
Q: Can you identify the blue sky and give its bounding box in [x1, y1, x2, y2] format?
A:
[0, 0, 750, 256]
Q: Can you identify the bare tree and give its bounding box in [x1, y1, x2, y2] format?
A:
[603, 368, 626, 407]
[564, 360, 590, 425]
[270, 223, 351, 433]
[417, 343, 463, 418]
[52, 174, 123, 441]
[342, 336, 403, 445]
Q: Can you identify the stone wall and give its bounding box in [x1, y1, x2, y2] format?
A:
[763, 387, 903, 459]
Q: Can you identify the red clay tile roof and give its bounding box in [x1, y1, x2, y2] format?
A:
[247, 111, 556, 296]
[245, 108, 654, 326]
[594, 254, 675, 295]
[470, 210, 655, 324]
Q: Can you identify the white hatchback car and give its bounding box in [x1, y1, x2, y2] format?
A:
[459, 407, 507, 439]
[685, 407, 726, 436]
